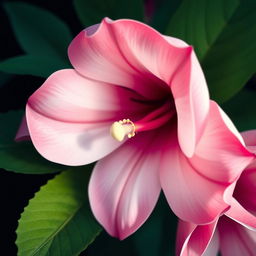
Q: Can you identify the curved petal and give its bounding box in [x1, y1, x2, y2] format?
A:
[160, 128, 230, 224]
[203, 230, 220, 256]
[176, 220, 219, 256]
[88, 130, 163, 239]
[234, 168, 256, 214]
[101, 20, 210, 157]
[15, 115, 30, 141]
[172, 50, 210, 157]
[156, 35, 210, 157]
[218, 217, 256, 256]
[225, 198, 256, 230]
[68, 18, 192, 100]
[176, 220, 197, 256]
[27, 69, 148, 123]
[68, 18, 209, 156]
[105, 19, 191, 85]
[26, 69, 149, 165]
[241, 130, 256, 153]
[241, 130, 256, 146]
[190, 101, 254, 184]
[26, 106, 121, 166]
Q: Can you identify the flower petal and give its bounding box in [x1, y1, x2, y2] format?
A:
[190, 101, 254, 184]
[234, 168, 256, 216]
[105, 19, 210, 156]
[26, 107, 120, 166]
[105, 19, 191, 85]
[68, 19, 165, 99]
[88, 131, 162, 239]
[171, 49, 210, 157]
[203, 230, 220, 256]
[225, 198, 256, 231]
[27, 69, 148, 124]
[176, 220, 196, 256]
[160, 129, 230, 224]
[176, 220, 218, 256]
[113, 21, 210, 158]
[218, 217, 256, 256]
[68, 18, 192, 100]
[241, 130, 256, 153]
[241, 130, 256, 146]
[26, 69, 147, 165]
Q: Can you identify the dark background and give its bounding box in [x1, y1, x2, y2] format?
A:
[0, 1, 87, 254]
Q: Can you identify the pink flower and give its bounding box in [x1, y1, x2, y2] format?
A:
[176, 130, 256, 256]
[19, 18, 254, 239]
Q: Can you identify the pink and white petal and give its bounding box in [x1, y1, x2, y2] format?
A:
[241, 130, 256, 147]
[203, 230, 220, 256]
[88, 130, 163, 239]
[105, 19, 191, 85]
[218, 217, 256, 256]
[164, 36, 189, 48]
[15, 115, 30, 141]
[171, 49, 210, 157]
[225, 198, 256, 230]
[241, 130, 256, 153]
[176, 220, 219, 256]
[26, 106, 121, 166]
[27, 69, 148, 124]
[25, 69, 154, 165]
[190, 101, 254, 184]
[160, 130, 229, 224]
[176, 220, 197, 256]
[68, 19, 168, 100]
[107, 18, 210, 152]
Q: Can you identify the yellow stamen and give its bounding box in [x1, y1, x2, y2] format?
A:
[110, 119, 136, 142]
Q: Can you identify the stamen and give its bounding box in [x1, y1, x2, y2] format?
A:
[110, 102, 175, 141]
[110, 119, 135, 142]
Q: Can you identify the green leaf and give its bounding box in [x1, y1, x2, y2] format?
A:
[16, 168, 101, 256]
[222, 88, 256, 131]
[166, 0, 256, 103]
[0, 72, 12, 87]
[0, 111, 66, 174]
[0, 55, 69, 78]
[4, 2, 72, 63]
[73, 0, 144, 27]
[150, 0, 182, 33]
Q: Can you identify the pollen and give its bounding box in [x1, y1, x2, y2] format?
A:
[110, 119, 136, 142]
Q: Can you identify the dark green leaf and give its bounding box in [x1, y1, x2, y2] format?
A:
[150, 0, 182, 33]
[222, 88, 256, 131]
[73, 0, 144, 27]
[16, 168, 101, 256]
[0, 55, 70, 78]
[4, 2, 72, 63]
[0, 111, 66, 174]
[86, 194, 177, 256]
[0, 72, 12, 87]
[166, 0, 256, 103]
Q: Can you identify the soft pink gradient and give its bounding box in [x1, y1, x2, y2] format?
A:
[176, 130, 256, 256]
[21, 18, 254, 239]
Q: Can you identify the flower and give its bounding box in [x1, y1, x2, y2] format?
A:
[176, 130, 256, 256]
[19, 18, 254, 239]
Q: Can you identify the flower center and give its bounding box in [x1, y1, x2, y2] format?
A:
[110, 101, 175, 141]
